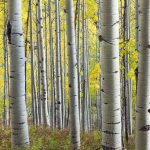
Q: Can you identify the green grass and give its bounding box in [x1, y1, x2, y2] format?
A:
[0, 126, 135, 150]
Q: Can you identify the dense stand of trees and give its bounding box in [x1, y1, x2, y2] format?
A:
[0, 0, 150, 149]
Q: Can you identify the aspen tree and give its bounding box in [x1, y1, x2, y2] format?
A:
[8, 0, 29, 148]
[100, 0, 122, 149]
[65, 0, 81, 148]
[136, 0, 150, 149]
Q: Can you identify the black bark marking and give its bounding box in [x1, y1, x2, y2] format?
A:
[12, 33, 23, 36]
[113, 71, 118, 73]
[148, 109, 150, 113]
[147, 45, 150, 48]
[113, 57, 117, 59]
[68, 42, 71, 46]
[18, 122, 25, 125]
[135, 67, 138, 93]
[112, 21, 119, 26]
[98, 35, 113, 45]
[102, 145, 116, 150]
[7, 21, 12, 44]
[64, 9, 67, 13]
[106, 121, 121, 125]
[10, 76, 14, 79]
[140, 125, 150, 131]
[103, 130, 119, 135]
[101, 89, 105, 93]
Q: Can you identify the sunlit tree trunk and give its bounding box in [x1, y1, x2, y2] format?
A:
[136, 0, 150, 149]
[8, 0, 29, 148]
[65, 0, 81, 148]
[100, 0, 122, 149]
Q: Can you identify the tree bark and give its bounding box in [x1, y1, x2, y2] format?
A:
[100, 0, 122, 149]
[37, 0, 50, 126]
[55, 0, 62, 129]
[65, 0, 81, 148]
[136, 0, 150, 149]
[8, 0, 30, 148]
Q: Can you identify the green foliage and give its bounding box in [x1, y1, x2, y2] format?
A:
[0, 126, 135, 150]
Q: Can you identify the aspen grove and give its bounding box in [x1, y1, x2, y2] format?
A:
[0, 0, 150, 150]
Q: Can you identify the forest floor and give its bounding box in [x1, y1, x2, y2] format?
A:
[0, 126, 135, 150]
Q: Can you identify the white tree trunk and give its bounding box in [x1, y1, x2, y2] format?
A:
[65, 0, 81, 149]
[37, 0, 50, 126]
[135, 0, 139, 50]
[136, 0, 150, 149]
[100, 0, 122, 149]
[8, 0, 29, 148]
[48, 0, 56, 129]
[82, 1, 88, 132]
[55, 0, 62, 129]
[30, 0, 39, 125]
[3, 1, 9, 127]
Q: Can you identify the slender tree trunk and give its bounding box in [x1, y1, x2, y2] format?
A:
[3, 1, 9, 127]
[96, 91, 101, 130]
[24, 2, 30, 103]
[82, 1, 88, 132]
[63, 30, 67, 128]
[97, 0, 102, 131]
[36, 3, 42, 124]
[77, 0, 81, 124]
[48, 0, 56, 129]
[124, 0, 130, 41]
[123, 0, 132, 140]
[135, 0, 139, 51]
[55, 0, 62, 129]
[8, 0, 29, 148]
[100, 0, 122, 149]
[37, 0, 50, 126]
[44, 3, 50, 119]
[136, 0, 150, 149]
[30, 0, 39, 125]
[65, 0, 80, 148]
